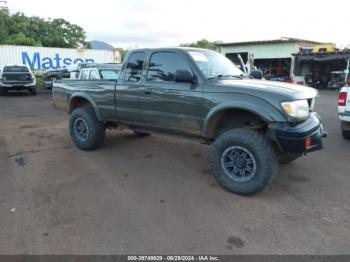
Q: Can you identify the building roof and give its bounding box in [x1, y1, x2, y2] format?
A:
[217, 37, 325, 47]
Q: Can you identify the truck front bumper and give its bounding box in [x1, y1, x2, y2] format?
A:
[269, 113, 327, 154]
[0, 81, 36, 90]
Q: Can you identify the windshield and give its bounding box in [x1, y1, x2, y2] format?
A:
[187, 50, 244, 79]
[3, 66, 29, 73]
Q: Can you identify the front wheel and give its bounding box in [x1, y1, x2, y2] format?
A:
[0, 87, 8, 96]
[29, 88, 37, 95]
[341, 121, 350, 139]
[69, 107, 106, 150]
[208, 129, 278, 196]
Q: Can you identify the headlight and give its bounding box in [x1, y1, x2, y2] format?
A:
[281, 100, 310, 119]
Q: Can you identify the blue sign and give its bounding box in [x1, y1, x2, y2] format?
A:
[22, 52, 95, 70]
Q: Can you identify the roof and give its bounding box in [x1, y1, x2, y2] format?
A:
[129, 47, 215, 52]
[294, 50, 350, 63]
[217, 37, 325, 47]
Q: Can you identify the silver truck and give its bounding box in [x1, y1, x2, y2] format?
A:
[0, 65, 37, 95]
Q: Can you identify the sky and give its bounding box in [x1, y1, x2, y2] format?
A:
[6, 0, 350, 48]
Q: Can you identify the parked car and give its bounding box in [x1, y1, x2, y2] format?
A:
[338, 86, 350, 139]
[0, 65, 36, 95]
[44, 68, 71, 89]
[79, 63, 121, 80]
[74, 62, 98, 79]
[52, 47, 327, 196]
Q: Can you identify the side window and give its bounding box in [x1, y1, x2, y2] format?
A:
[124, 52, 145, 82]
[147, 52, 190, 82]
[89, 70, 100, 80]
[80, 70, 89, 80]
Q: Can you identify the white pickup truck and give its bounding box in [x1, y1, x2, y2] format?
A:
[78, 63, 121, 80]
[338, 86, 350, 139]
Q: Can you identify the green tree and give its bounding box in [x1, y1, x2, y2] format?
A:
[5, 33, 40, 46]
[117, 48, 128, 61]
[180, 39, 219, 51]
[0, 11, 89, 48]
[0, 9, 9, 44]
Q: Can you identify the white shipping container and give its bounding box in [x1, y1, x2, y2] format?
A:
[0, 45, 121, 71]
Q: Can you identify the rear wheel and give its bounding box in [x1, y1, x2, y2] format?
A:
[69, 107, 105, 150]
[0, 87, 8, 96]
[208, 129, 278, 196]
[342, 130, 350, 139]
[341, 121, 350, 139]
[29, 88, 37, 95]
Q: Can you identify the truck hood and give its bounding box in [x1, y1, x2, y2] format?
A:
[213, 79, 318, 100]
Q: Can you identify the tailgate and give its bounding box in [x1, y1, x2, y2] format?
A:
[2, 72, 32, 83]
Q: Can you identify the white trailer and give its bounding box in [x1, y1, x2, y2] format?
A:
[0, 45, 121, 72]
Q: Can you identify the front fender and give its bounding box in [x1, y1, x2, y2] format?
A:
[69, 92, 103, 121]
[202, 100, 286, 138]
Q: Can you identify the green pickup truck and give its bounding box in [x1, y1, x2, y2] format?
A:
[52, 47, 327, 196]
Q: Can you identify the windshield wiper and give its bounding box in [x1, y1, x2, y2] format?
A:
[208, 74, 245, 80]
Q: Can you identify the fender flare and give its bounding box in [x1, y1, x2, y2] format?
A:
[202, 101, 285, 138]
[69, 92, 103, 121]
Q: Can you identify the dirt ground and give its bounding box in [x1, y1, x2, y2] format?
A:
[0, 90, 349, 255]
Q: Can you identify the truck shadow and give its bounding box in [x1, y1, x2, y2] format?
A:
[2, 92, 32, 97]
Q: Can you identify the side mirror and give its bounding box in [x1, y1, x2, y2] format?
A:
[175, 69, 194, 83]
[250, 69, 263, 80]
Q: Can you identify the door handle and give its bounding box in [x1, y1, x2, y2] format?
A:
[144, 90, 151, 94]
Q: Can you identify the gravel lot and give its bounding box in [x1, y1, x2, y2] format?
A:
[0, 90, 349, 254]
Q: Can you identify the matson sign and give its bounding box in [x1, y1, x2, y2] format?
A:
[0, 45, 121, 70]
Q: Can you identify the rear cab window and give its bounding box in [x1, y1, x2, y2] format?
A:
[3, 66, 29, 72]
[80, 70, 89, 80]
[89, 70, 100, 80]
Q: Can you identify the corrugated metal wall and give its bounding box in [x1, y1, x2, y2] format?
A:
[0, 45, 121, 71]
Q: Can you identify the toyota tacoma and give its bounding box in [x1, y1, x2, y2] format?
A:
[52, 48, 327, 196]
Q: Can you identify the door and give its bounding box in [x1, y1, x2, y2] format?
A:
[139, 51, 204, 136]
[115, 52, 145, 123]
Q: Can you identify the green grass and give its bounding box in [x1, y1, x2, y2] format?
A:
[35, 75, 45, 90]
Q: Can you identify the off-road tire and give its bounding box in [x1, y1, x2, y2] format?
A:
[341, 121, 350, 139]
[69, 107, 105, 150]
[208, 129, 278, 196]
[133, 130, 151, 137]
[342, 130, 350, 139]
[0, 87, 8, 96]
[278, 153, 300, 164]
